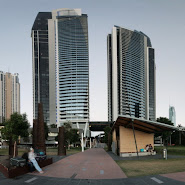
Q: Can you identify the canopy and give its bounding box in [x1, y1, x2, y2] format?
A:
[112, 115, 177, 134]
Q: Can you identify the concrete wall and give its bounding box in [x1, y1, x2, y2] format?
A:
[112, 129, 116, 142]
[119, 126, 154, 153]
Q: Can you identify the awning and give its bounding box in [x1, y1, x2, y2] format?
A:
[112, 115, 178, 134]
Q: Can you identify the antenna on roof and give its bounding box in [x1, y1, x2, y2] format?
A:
[169, 97, 171, 107]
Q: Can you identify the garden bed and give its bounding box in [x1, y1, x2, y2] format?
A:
[0, 157, 52, 178]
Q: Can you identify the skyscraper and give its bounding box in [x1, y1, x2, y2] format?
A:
[107, 26, 156, 121]
[32, 9, 89, 133]
[169, 106, 176, 126]
[32, 12, 52, 124]
[0, 71, 20, 123]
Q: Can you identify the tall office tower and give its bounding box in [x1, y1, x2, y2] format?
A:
[169, 106, 176, 126]
[32, 12, 52, 124]
[0, 71, 20, 123]
[32, 9, 89, 133]
[107, 26, 156, 122]
[49, 9, 89, 133]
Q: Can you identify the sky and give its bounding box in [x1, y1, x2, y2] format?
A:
[0, 0, 185, 126]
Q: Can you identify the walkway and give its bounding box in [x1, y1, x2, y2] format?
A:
[161, 172, 185, 183]
[35, 148, 127, 179]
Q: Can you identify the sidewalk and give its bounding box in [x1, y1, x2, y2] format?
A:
[35, 148, 127, 179]
[161, 172, 185, 183]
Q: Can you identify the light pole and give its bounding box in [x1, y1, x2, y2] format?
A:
[77, 129, 84, 152]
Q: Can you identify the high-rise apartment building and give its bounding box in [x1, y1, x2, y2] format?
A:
[107, 26, 156, 121]
[169, 106, 176, 126]
[32, 9, 89, 133]
[0, 71, 20, 123]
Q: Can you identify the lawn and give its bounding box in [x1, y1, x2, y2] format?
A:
[0, 147, 81, 156]
[155, 146, 185, 156]
[116, 158, 185, 177]
[116, 146, 185, 177]
[46, 147, 82, 156]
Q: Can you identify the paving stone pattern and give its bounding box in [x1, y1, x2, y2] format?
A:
[35, 148, 127, 179]
[1, 148, 185, 184]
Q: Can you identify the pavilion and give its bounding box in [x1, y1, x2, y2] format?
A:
[111, 115, 178, 157]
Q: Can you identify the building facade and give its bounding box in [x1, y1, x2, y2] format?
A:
[32, 12, 52, 124]
[169, 106, 176, 126]
[0, 71, 20, 123]
[32, 9, 89, 134]
[107, 26, 156, 121]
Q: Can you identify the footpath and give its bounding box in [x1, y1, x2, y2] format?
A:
[35, 148, 127, 179]
[1, 148, 185, 184]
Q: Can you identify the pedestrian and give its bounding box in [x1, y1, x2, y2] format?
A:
[28, 147, 44, 174]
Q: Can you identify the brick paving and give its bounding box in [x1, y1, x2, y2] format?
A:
[34, 148, 127, 179]
[161, 172, 185, 183]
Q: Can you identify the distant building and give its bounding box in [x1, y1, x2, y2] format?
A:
[107, 26, 156, 121]
[0, 71, 20, 123]
[169, 106, 176, 126]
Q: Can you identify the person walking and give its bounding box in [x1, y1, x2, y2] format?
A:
[28, 148, 44, 174]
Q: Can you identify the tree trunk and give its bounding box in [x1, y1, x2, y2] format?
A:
[13, 141, 18, 158]
[179, 131, 181, 145]
[108, 133, 112, 151]
[68, 140, 70, 150]
[9, 137, 14, 157]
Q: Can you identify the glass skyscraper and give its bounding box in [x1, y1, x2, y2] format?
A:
[169, 106, 176, 126]
[32, 9, 89, 133]
[32, 12, 52, 124]
[107, 26, 156, 121]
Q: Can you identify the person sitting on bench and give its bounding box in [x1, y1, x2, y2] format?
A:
[148, 144, 153, 153]
[145, 144, 149, 152]
[28, 148, 44, 174]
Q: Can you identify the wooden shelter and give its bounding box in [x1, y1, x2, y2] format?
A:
[111, 115, 177, 157]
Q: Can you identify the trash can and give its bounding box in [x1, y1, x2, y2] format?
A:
[163, 148, 167, 159]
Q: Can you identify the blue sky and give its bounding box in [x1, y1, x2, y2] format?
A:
[0, 0, 185, 126]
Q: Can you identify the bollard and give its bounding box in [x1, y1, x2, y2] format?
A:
[163, 149, 167, 160]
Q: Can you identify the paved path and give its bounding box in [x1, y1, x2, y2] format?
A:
[2, 149, 185, 184]
[161, 172, 185, 183]
[35, 148, 127, 179]
[1, 172, 185, 185]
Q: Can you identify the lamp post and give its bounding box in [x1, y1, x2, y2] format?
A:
[77, 129, 84, 152]
[81, 132, 84, 152]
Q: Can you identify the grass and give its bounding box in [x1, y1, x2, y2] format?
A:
[0, 147, 82, 156]
[155, 146, 185, 156]
[46, 147, 82, 155]
[116, 158, 185, 177]
[116, 146, 185, 177]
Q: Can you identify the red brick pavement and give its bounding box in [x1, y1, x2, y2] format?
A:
[34, 148, 127, 179]
[161, 172, 185, 183]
